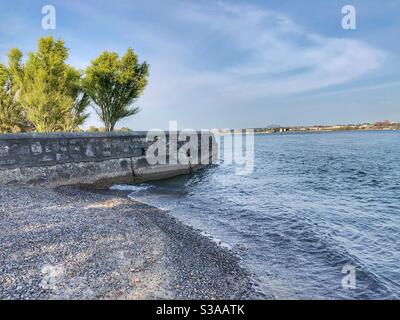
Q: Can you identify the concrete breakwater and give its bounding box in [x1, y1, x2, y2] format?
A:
[0, 131, 218, 187]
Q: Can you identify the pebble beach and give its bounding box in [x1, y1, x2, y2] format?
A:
[0, 185, 255, 300]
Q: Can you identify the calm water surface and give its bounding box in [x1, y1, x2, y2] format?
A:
[114, 131, 400, 299]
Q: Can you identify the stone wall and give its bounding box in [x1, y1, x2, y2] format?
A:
[0, 132, 217, 188]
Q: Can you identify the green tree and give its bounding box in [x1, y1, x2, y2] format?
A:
[87, 125, 100, 133]
[64, 88, 90, 132]
[8, 36, 89, 132]
[84, 48, 149, 132]
[0, 62, 31, 133]
[119, 127, 133, 132]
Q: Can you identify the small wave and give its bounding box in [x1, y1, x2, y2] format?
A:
[110, 184, 151, 193]
[201, 231, 233, 251]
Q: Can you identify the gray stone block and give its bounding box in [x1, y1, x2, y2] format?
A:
[31, 142, 43, 155]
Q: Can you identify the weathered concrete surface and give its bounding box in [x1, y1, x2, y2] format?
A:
[0, 132, 218, 187]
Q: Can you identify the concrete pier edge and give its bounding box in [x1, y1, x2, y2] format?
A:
[0, 131, 218, 188]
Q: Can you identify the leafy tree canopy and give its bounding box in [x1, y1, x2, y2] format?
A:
[0, 62, 32, 133]
[84, 48, 149, 132]
[8, 36, 89, 132]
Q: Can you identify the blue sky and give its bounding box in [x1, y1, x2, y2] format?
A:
[1, 0, 399, 129]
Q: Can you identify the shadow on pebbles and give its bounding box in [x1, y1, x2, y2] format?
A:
[0, 185, 256, 300]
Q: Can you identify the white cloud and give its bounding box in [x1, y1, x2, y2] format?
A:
[161, 2, 386, 99]
[55, 0, 390, 128]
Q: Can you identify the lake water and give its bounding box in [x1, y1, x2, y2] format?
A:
[113, 131, 400, 299]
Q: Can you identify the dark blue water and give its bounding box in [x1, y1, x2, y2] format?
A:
[114, 131, 400, 299]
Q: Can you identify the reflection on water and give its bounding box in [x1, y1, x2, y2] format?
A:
[113, 131, 400, 299]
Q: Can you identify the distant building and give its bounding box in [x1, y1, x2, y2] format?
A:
[375, 120, 393, 126]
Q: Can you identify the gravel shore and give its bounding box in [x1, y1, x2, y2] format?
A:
[0, 185, 255, 300]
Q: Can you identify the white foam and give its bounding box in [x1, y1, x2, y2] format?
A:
[110, 184, 150, 193]
[201, 231, 232, 250]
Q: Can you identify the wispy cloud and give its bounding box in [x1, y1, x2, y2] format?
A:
[54, 1, 388, 102]
[2, 0, 393, 128]
[119, 1, 387, 127]
[168, 2, 386, 96]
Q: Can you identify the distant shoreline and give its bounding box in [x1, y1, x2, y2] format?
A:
[213, 123, 400, 135]
[257, 128, 400, 134]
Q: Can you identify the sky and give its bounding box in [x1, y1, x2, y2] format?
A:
[0, 0, 399, 130]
